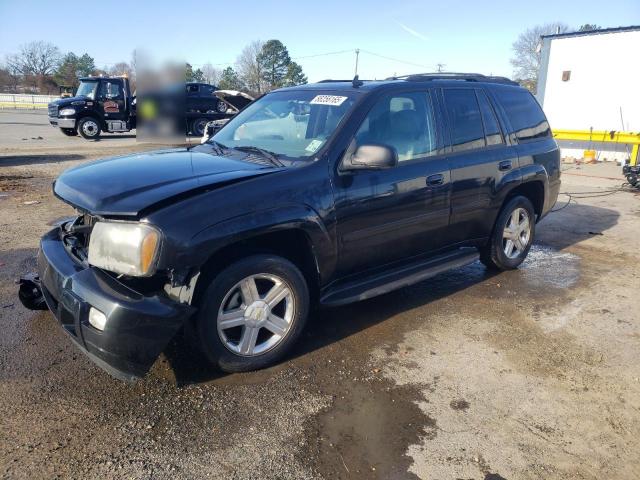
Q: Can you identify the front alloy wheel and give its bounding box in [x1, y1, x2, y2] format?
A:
[195, 255, 309, 372]
[217, 274, 294, 356]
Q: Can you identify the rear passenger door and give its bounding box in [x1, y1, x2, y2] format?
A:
[441, 87, 520, 245]
[334, 89, 451, 277]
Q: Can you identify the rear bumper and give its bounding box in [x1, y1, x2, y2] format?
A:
[49, 117, 75, 128]
[37, 227, 194, 381]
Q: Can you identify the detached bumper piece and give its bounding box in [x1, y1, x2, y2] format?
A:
[623, 164, 639, 187]
[29, 227, 194, 381]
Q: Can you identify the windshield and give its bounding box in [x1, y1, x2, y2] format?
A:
[212, 90, 359, 160]
[75, 81, 99, 100]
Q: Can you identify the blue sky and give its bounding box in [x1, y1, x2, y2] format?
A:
[1, 0, 638, 81]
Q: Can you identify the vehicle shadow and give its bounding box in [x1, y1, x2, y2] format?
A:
[164, 201, 620, 386]
[0, 154, 84, 167]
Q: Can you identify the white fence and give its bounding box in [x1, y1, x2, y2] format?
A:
[0, 93, 58, 110]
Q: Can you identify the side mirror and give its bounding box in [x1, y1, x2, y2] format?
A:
[342, 144, 398, 171]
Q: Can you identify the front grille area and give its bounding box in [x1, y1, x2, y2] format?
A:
[60, 214, 96, 263]
[48, 104, 58, 117]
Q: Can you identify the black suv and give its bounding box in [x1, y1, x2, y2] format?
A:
[21, 73, 560, 381]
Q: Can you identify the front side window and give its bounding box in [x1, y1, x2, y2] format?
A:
[493, 87, 551, 142]
[443, 88, 484, 153]
[99, 81, 122, 99]
[213, 90, 358, 160]
[354, 91, 437, 162]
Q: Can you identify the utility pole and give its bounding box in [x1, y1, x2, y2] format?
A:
[354, 49, 360, 76]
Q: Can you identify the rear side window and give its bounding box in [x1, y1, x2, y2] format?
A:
[493, 87, 551, 142]
[477, 90, 503, 146]
[443, 89, 484, 153]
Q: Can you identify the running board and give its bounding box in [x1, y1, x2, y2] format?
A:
[320, 249, 479, 307]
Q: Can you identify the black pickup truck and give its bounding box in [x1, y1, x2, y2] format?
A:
[22, 73, 560, 381]
[47, 78, 236, 139]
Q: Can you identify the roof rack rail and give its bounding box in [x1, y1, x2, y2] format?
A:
[386, 72, 519, 86]
[317, 79, 353, 83]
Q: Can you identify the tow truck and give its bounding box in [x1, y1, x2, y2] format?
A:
[47, 77, 242, 140]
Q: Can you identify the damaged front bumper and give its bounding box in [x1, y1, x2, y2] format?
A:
[22, 227, 194, 381]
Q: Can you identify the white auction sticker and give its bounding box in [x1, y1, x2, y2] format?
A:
[305, 139, 323, 153]
[310, 95, 348, 106]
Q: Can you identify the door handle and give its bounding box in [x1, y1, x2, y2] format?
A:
[426, 173, 445, 186]
[498, 160, 512, 171]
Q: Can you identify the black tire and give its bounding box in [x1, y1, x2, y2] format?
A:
[191, 117, 208, 136]
[480, 195, 536, 270]
[195, 254, 310, 373]
[77, 117, 101, 140]
[60, 127, 77, 136]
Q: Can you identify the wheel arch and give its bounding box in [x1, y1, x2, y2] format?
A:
[191, 227, 322, 308]
[503, 179, 545, 218]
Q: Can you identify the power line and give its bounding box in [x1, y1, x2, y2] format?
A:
[359, 49, 430, 69]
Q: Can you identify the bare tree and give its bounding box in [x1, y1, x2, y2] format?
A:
[13, 41, 61, 76]
[201, 63, 221, 86]
[108, 62, 134, 78]
[236, 40, 264, 95]
[510, 22, 569, 92]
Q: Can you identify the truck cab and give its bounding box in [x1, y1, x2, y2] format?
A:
[47, 76, 135, 139]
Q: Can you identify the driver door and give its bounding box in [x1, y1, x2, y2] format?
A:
[333, 90, 451, 277]
[97, 79, 126, 122]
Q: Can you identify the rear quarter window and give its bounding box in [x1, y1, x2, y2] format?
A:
[493, 87, 551, 142]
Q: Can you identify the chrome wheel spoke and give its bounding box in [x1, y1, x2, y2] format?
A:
[263, 281, 289, 308]
[218, 310, 246, 329]
[239, 278, 259, 305]
[504, 239, 515, 257]
[264, 313, 288, 336]
[239, 326, 260, 355]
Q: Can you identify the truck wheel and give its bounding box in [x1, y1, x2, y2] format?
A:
[78, 117, 101, 140]
[195, 255, 310, 373]
[480, 195, 535, 270]
[60, 128, 77, 136]
[191, 117, 208, 136]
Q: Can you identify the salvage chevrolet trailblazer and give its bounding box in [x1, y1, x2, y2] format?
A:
[20, 73, 560, 381]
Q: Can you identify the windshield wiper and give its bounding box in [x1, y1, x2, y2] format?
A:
[233, 146, 284, 167]
[208, 140, 229, 156]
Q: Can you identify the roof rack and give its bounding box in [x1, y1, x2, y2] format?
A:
[386, 72, 519, 86]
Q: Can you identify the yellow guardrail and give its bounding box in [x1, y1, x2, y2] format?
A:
[552, 129, 640, 166]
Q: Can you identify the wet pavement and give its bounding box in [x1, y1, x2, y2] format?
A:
[1, 151, 639, 479]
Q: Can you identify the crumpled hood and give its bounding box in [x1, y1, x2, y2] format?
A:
[54, 146, 276, 217]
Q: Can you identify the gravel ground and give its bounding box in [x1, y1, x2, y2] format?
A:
[1, 122, 639, 479]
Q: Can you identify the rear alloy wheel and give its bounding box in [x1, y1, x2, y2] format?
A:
[77, 117, 101, 140]
[191, 117, 208, 136]
[480, 195, 535, 270]
[196, 255, 309, 372]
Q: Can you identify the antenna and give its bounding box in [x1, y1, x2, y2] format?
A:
[352, 75, 363, 88]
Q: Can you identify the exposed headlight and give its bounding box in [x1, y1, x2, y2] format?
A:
[88, 222, 161, 276]
[59, 108, 75, 116]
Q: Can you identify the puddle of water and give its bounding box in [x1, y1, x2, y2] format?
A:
[520, 245, 581, 289]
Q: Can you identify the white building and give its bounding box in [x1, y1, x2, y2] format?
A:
[537, 26, 640, 162]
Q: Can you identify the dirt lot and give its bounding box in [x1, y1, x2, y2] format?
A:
[1, 118, 640, 479]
